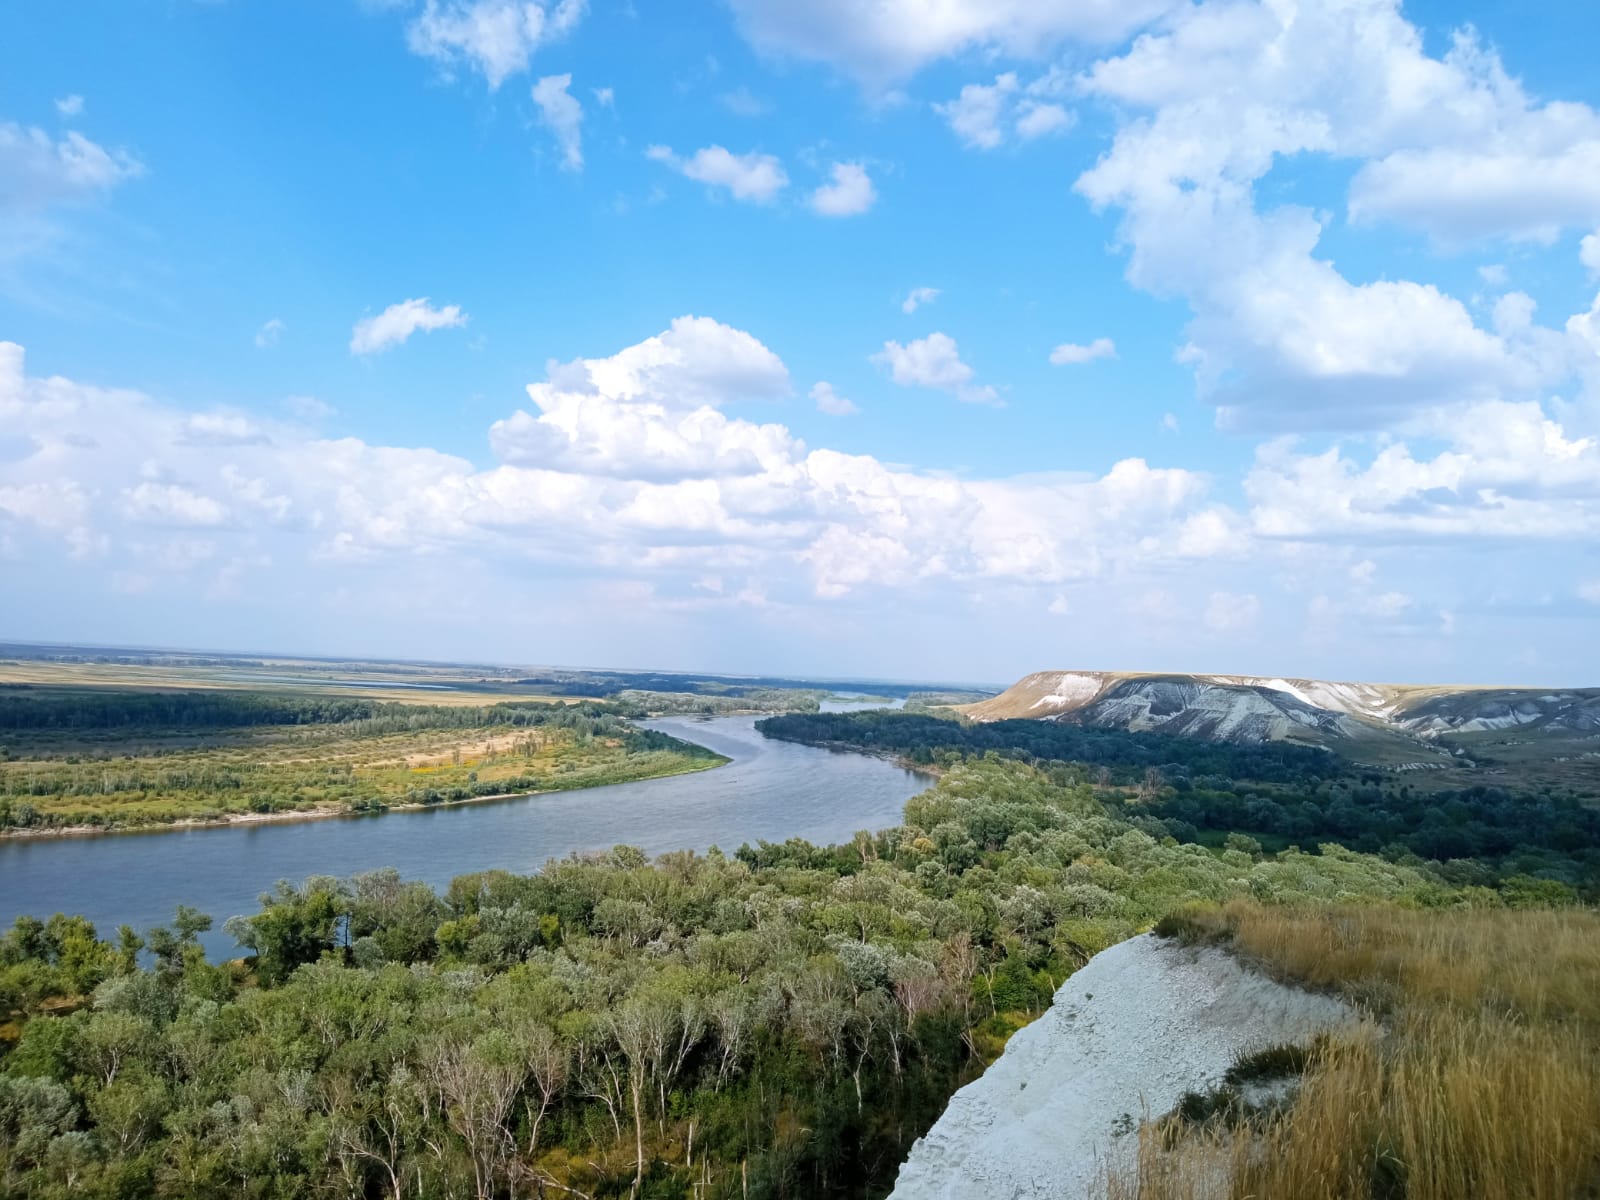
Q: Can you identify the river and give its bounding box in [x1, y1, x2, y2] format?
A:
[0, 715, 926, 959]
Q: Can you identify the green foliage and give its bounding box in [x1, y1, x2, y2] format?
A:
[760, 711, 1600, 894]
[0, 693, 724, 832]
[0, 757, 1467, 1199]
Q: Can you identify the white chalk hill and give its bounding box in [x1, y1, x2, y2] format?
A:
[887, 934, 1356, 1200]
[958, 670, 1600, 764]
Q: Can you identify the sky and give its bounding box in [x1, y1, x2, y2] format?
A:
[2, 0, 1599, 687]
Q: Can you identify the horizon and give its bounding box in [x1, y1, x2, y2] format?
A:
[4, 0, 1600, 685]
[4, 634, 1591, 694]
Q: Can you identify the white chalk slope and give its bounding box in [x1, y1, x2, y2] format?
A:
[888, 934, 1356, 1200]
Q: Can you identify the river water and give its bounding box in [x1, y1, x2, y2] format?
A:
[0, 715, 927, 959]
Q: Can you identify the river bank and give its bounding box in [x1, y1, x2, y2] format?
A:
[0, 750, 730, 841]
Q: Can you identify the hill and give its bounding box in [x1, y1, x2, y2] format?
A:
[959, 671, 1600, 772]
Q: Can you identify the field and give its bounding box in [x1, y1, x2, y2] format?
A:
[0, 687, 727, 835]
[1113, 901, 1600, 1200]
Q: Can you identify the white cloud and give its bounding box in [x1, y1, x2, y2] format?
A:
[349, 298, 468, 355]
[0, 123, 142, 212]
[1015, 100, 1073, 141]
[255, 318, 285, 349]
[1049, 337, 1116, 365]
[873, 332, 997, 404]
[54, 95, 84, 118]
[1478, 263, 1509, 286]
[1204, 590, 1260, 631]
[809, 161, 876, 217]
[0, 332, 1219, 615]
[1349, 141, 1600, 245]
[937, 71, 1076, 149]
[646, 144, 788, 204]
[726, 0, 1174, 82]
[1580, 580, 1600, 605]
[1583, 231, 1600, 278]
[901, 286, 940, 314]
[1047, 593, 1071, 616]
[123, 482, 230, 529]
[592, 86, 614, 108]
[810, 381, 857, 415]
[1074, 0, 1600, 432]
[532, 73, 583, 170]
[489, 316, 795, 480]
[1245, 400, 1600, 542]
[405, 0, 583, 90]
[936, 74, 1017, 150]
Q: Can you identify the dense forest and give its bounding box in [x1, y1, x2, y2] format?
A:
[758, 711, 1600, 893]
[0, 757, 1474, 1200]
[757, 711, 1347, 783]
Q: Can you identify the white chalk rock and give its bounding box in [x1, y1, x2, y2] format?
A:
[888, 933, 1356, 1200]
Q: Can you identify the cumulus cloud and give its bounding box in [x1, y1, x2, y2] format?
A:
[936, 73, 1075, 149]
[0, 330, 1221, 613]
[726, 0, 1174, 82]
[646, 144, 788, 203]
[1245, 400, 1600, 542]
[405, 0, 583, 90]
[1015, 100, 1073, 140]
[54, 95, 84, 118]
[873, 332, 997, 404]
[532, 73, 583, 170]
[809, 162, 876, 217]
[1049, 337, 1116, 366]
[1583, 232, 1600, 278]
[349, 298, 468, 355]
[810, 381, 857, 415]
[936, 74, 1018, 150]
[1074, 0, 1600, 432]
[901, 286, 939, 314]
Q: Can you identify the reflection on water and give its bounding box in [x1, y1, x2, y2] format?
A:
[0, 716, 926, 958]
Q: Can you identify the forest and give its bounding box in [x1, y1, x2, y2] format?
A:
[0, 755, 1482, 1200]
[758, 711, 1600, 894]
[0, 692, 724, 833]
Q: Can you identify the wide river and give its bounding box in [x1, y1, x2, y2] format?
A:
[0, 715, 928, 959]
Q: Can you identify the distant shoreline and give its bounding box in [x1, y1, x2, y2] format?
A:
[0, 754, 729, 843]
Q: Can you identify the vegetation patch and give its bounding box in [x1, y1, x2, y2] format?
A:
[0, 691, 725, 833]
[0, 757, 1464, 1199]
[1115, 901, 1600, 1200]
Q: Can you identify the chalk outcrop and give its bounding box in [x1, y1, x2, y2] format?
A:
[887, 934, 1357, 1200]
[958, 670, 1600, 763]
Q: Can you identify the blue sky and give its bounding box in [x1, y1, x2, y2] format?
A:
[2, 0, 1599, 686]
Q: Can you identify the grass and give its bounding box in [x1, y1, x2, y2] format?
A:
[2, 718, 725, 833]
[1110, 900, 1600, 1200]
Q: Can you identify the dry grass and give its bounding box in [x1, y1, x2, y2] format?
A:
[1110, 901, 1600, 1200]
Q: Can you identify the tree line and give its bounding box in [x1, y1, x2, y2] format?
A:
[0, 756, 1468, 1200]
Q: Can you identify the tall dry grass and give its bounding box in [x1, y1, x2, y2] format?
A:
[1109, 901, 1600, 1200]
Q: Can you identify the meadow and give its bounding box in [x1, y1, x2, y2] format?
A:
[0, 690, 725, 834]
[1115, 901, 1600, 1200]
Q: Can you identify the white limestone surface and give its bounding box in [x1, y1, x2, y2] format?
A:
[887, 933, 1357, 1200]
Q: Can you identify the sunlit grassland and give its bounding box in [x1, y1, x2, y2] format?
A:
[0, 660, 553, 706]
[1110, 901, 1600, 1200]
[0, 721, 725, 833]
